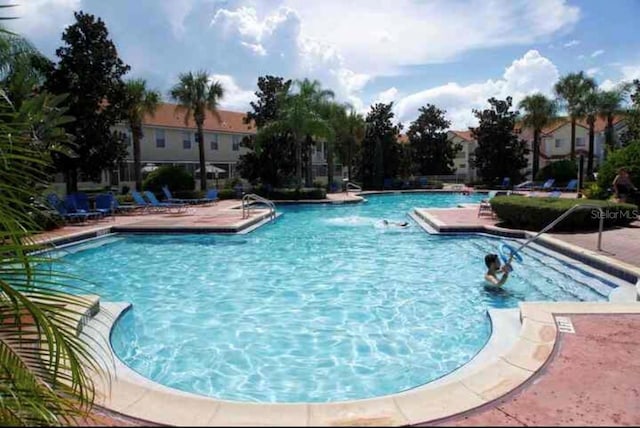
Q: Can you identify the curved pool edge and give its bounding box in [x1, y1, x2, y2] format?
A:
[80, 300, 632, 426]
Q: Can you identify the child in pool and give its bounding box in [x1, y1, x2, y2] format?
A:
[382, 219, 409, 227]
[484, 253, 512, 287]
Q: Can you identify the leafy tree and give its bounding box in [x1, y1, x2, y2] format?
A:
[622, 80, 640, 145]
[169, 70, 224, 191]
[236, 75, 296, 186]
[597, 86, 627, 153]
[320, 101, 350, 190]
[123, 79, 160, 191]
[255, 79, 333, 187]
[357, 102, 402, 189]
[335, 109, 366, 182]
[407, 104, 459, 175]
[472, 97, 529, 185]
[554, 71, 597, 160]
[45, 11, 130, 193]
[597, 141, 640, 199]
[518, 94, 557, 179]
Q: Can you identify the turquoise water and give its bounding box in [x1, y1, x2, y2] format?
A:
[56, 193, 606, 403]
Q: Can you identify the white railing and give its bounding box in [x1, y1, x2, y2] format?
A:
[345, 182, 362, 192]
[515, 204, 605, 252]
[242, 194, 277, 221]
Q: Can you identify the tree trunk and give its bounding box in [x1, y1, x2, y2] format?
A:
[295, 134, 302, 188]
[532, 128, 540, 180]
[196, 124, 207, 191]
[570, 119, 576, 161]
[66, 168, 78, 194]
[327, 141, 334, 192]
[347, 135, 353, 181]
[587, 120, 595, 177]
[306, 140, 313, 187]
[132, 125, 143, 191]
[606, 115, 615, 154]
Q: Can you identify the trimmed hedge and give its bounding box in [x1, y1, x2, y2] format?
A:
[490, 195, 637, 231]
[218, 189, 236, 200]
[535, 159, 577, 183]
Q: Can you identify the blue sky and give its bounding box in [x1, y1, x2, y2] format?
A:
[7, 0, 640, 129]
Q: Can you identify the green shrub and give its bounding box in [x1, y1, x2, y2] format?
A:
[218, 189, 236, 200]
[116, 194, 133, 204]
[597, 141, 640, 194]
[582, 182, 608, 200]
[224, 178, 242, 190]
[490, 195, 637, 231]
[535, 160, 577, 183]
[142, 165, 194, 193]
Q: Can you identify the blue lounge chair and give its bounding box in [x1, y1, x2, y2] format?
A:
[539, 179, 555, 190]
[131, 191, 156, 212]
[564, 179, 578, 191]
[94, 194, 115, 216]
[143, 191, 188, 213]
[418, 177, 428, 188]
[202, 189, 219, 204]
[65, 194, 103, 220]
[383, 178, 393, 190]
[500, 177, 511, 189]
[46, 193, 90, 223]
[547, 191, 562, 198]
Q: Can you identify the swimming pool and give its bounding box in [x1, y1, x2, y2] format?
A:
[56, 193, 607, 403]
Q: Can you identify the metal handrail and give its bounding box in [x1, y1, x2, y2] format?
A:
[242, 194, 276, 220]
[345, 182, 362, 192]
[514, 204, 604, 253]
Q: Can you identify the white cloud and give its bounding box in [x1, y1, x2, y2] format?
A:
[6, 0, 79, 41]
[591, 49, 605, 58]
[578, 54, 586, 60]
[277, 0, 579, 74]
[394, 50, 560, 129]
[563, 39, 580, 47]
[210, 74, 256, 112]
[160, 0, 197, 38]
[621, 64, 640, 81]
[586, 67, 600, 77]
[600, 79, 617, 91]
[375, 87, 399, 105]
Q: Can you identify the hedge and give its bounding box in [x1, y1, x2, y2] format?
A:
[597, 141, 640, 196]
[142, 165, 194, 193]
[535, 159, 577, 183]
[490, 195, 637, 231]
[218, 189, 236, 200]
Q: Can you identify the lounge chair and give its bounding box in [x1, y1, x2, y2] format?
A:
[202, 189, 219, 205]
[383, 178, 393, 190]
[515, 180, 533, 190]
[499, 177, 511, 189]
[65, 194, 103, 220]
[536, 179, 555, 191]
[131, 191, 158, 212]
[477, 190, 498, 217]
[564, 179, 578, 192]
[96, 193, 141, 215]
[46, 193, 90, 223]
[162, 186, 203, 205]
[547, 191, 562, 198]
[143, 191, 188, 214]
[418, 177, 428, 188]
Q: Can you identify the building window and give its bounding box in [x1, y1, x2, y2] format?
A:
[155, 129, 165, 148]
[183, 131, 192, 150]
[232, 135, 242, 151]
[554, 138, 563, 148]
[576, 137, 585, 147]
[210, 134, 219, 150]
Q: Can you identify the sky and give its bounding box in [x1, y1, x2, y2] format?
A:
[6, 0, 640, 130]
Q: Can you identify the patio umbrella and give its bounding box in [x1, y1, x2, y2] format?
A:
[195, 164, 226, 175]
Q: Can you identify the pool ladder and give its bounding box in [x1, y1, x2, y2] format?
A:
[345, 182, 362, 192]
[242, 193, 277, 221]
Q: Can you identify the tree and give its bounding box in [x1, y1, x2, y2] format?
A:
[583, 89, 600, 176]
[236, 75, 296, 186]
[124, 79, 160, 191]
[407, 104, 459, 175]
[554, 72, 597, 160]
[335, 109, 365, 182]
[320, 101, 351, 190]
[169, 70, 224, 191]
[358, 102, 402, 189]
[45, 11, 130, 193]
[621, 80, 640, 145]
[255, 79, 333, 187]
[518, 94, 557, 179]
[472, 97, 529, 184]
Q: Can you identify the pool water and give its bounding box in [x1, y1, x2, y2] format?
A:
[56, 193, 606, 402]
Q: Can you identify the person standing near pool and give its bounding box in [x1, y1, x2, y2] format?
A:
[484, 253, 512, 287]
[613, 167, 638, 204]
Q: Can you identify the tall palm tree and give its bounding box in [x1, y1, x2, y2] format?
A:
[169, 71, 224, 191]
[519, 94, 557, 179]
[124, 79, 160, 191]
[597, 87, 627, 155]
[257, 81, 334, 188]
[554, 71, 597, 160]
[296, 79, 334, 186]
[340, 109, 366, 182]
[582, 89, 601, 176]
[321, 101, 349, 191]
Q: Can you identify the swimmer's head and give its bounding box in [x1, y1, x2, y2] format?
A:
[383, 220, 389, 225]
[485, 253, 500, 269]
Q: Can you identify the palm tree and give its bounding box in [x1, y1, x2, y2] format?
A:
[257, 80, 334, 188]
[339, 109, 366, 182]
[554, 72, 597, 160]
[321, 101, 349, 191]
[124, 79, 160, 191]
[519, 94, 557, 179]
[296, 79, 334, 186]
[597, 87, 627, 155]
[582, 90, 601, 176]
[169, 71, 224, 191]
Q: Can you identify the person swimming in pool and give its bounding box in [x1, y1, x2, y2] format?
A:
[484, 253, 512, 287]
[382, 219, 409, 227]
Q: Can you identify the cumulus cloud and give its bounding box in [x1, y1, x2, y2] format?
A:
[375, 87, 400, 105]
[394, 50, 560, 129]
[621, 64, 640, 81]
[563, 39, 580, 47]
[591, 49, 605, 58]
[210, 74, 256, 112]
[586, 67, 600, 77]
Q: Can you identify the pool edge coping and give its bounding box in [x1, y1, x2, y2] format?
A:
[82, 301, 640, 426]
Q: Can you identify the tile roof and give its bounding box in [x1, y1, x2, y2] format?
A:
[143, 103, 255, 134]
[449, 130, 474, 141]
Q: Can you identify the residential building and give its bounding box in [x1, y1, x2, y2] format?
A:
[446, 130, 477, 182]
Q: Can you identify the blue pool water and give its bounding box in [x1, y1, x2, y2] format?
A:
[56, 193, 607, 403]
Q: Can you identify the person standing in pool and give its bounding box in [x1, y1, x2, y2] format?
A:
[484, 253, 512, 287]
[382, 219, 409, 227]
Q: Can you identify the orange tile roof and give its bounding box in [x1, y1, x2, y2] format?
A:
[143, 103, 255, 134]
[449, 130, 474, 141]
[397, 134, 409, 144]
[516, 115, 625, 136]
